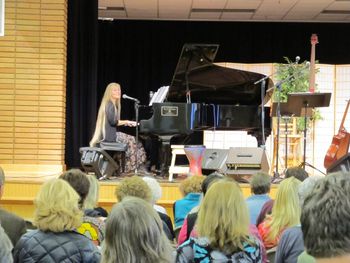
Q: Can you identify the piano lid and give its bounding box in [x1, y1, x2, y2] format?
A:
[167, 43, 273, 106]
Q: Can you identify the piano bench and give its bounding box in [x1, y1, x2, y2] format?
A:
[169, 145, 189, 182]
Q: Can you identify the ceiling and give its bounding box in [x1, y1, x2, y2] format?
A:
[98, 0, 350, 22]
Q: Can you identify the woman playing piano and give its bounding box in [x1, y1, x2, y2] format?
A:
[90, 82, 146, 173]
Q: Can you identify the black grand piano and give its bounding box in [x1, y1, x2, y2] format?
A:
[140, 44, 273, 174]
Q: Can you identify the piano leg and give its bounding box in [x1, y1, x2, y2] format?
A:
[159, 136, 172, 177]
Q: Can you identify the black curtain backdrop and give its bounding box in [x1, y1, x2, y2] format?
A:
[65, 0, 98, 168]
[66, 14, 350, 168]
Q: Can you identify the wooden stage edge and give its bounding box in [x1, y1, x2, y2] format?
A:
[1, 167, 278, 223]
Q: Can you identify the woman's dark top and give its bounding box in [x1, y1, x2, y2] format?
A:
[104, 101, 119, 142]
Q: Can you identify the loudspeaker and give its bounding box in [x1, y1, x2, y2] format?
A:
[79, 147, 121, 179]
[201, 149, 228, 174]
[225, 147, 269, 176]
[327, 153, 350, 174]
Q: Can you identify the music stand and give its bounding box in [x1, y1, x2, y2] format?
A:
[287, 92, 331, 169]
[271, 102, 312, 174]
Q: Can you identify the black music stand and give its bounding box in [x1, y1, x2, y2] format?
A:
[287, 92, 331, 169]
[272, 103, 312, 174]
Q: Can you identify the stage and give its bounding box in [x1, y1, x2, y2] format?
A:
[1, 166, 278, 223]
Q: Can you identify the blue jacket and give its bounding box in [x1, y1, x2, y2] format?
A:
[174, 192, 202, 228]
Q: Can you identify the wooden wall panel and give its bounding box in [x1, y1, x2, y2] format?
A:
[0, 0, 67, 174]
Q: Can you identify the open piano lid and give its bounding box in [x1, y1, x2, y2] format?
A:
[167, 43, 273, 106]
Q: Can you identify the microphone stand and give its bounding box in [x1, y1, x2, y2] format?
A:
[134, 100, 140, 174]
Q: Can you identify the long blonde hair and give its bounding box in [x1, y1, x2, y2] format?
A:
[90, 83, 121, 146]
[101, 197, 173, 263]
[34, 179, 83, 232]
[84, 174, 100, 210]
[197, 180, 251, 254]
[265, 177, 301, 243]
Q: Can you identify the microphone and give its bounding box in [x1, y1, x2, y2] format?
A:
[295, 56, 300, 64]
[122, 94, 140, 103]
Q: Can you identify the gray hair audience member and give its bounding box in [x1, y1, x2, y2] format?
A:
[101, 197, 173, 263]
[301, 172, 350, 263]
[0, 166, 27, 246]
[285, 167, 309, 182]
[0, 224, 13, 263]
[142, 176, 167, 214]
[246, 172, 271, 225]
[275, 175, 323, 263]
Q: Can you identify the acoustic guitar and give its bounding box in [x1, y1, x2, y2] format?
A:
[324, 100, 350, 169]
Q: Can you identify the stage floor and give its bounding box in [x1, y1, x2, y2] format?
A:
[1, 169, 278, 223]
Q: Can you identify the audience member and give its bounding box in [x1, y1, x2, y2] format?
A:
[101, 197, 173, 263]
[275, 175, 323, 263]
[285, 167, 309, 182]
[142, 176, 167, 214]
[258, 177, 301, 249]
[176, 180, 263, 262]
[256, 199, 274, 227]
[177, 173, 223, 245]
[115, 175, 174, 240]
[0, 224, 13, 263]
[246, 172, 271, 225]
[301, 172, 350, 263]
[174, 175, 204, 228]
[256, 168, 306, 227]
[60, 169, 105, 246]
[84, 173, 108, 217]
[13, 179, 100, 262]
[0, 166, 26, 246]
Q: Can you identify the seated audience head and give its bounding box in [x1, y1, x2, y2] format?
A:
[266, 177, 301, 244]
[34, 178, 82, 232]
[115, 175, 152, 202]
[60, 169, 90, 208]
[179, 175, 205, 197]
[102, 197, 172, 263]
[298, 175, 323, 206]
[250, 172, 271, 195]
[285, 167, 309, 182]
[84, 174, 100, 210]
[201, 172, 224, 195]
[197, 180, 250, 253]
[142, 176, 162, 205]
[301, 172, 350, 261]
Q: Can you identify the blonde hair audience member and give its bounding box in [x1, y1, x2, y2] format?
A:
[176, 180, 263, 262]
[102, 197, 173, 263]
[84, 173, 108, 217]
[13, 179, 100, 262]
[115, 175, 152, 202]
[174, 175, 205, 228]
[90, 82, 146, 173]
[258, 177, 301, 249]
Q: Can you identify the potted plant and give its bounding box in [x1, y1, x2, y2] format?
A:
[274, 57, 321, 132]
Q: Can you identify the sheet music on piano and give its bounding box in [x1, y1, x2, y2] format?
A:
[149, 86, 169, 106]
